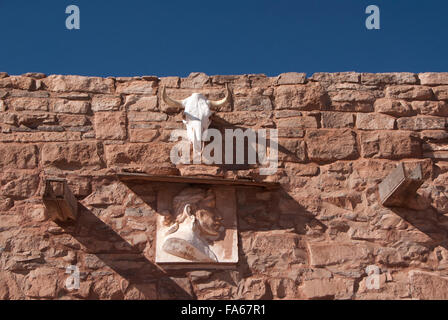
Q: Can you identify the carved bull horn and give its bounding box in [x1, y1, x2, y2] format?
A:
[161, 87, 183, 108]
[209, 83, 231, 109]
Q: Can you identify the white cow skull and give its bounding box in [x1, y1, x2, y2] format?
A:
[162, 84, 231, 155]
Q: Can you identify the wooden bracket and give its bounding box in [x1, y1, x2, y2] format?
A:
[378, 163, 424, 207]
[43, 177, 78, 222]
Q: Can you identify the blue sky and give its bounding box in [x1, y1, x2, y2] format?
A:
[0, 0, 446, 77]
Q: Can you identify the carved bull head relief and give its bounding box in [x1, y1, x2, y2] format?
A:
[162, 84, 231, 155]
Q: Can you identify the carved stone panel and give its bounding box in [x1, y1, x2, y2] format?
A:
[155, 185, 238, 267]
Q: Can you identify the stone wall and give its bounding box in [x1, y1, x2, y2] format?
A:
[0, 71, 447, 300]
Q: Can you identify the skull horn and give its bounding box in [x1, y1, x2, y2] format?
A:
[209, 83, 231, 108]
[161, 87, 183, 108]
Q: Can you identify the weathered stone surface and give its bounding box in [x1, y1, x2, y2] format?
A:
[91, 95, 122, 111]
[374, 98, 413, 117]
[105, 143, 172, 166]
[116, 80, 157, 95]
[361, 73, 418, 85]
[419, 73, 448, 85]
[411, 101, 448, 116]
[42, 142, 102, 169]
[356, 113, 395, 130]
[397, 116, 446, 131]
[308, 242, 374, 267]
[310, 72, 360, 83]
[0, 132, 81, 142]
[301, 277, 354, 300]
[0, 171, 39, 198]
[330, 90, 375, 103]
[124, 95, 158, 112]
[128, 112, 167, 122]
[0, 144, 38, 169]
[44, 75, 114, 93]
[277, 116, 318, 128]
[432, 86, 448, 100]
[0, 76, 35, 90]
[233, 91, 272, 111]
[94, 112, 127, 140]
[306, 129, 358, 162]
[386, 85, 434, 100]
[8, 97, 48, 111]
[129, 129, 159, 142]
[321, 112, 354, 128]
[360, 131, 422, 159]
[52, 99, 90, 114]
[180, 72, 210, 88]
[409, 271, 448, 299]
[24, 268, 58, 298]
[276, 72, 307, 85]
[275, 83, 329, 110]
[1, 72, 448, 301]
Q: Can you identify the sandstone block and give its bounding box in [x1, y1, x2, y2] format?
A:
[0, 144, 38, 169]
[8, 97, 49, 111]
[0, 132, 81, 142]
[307, 242, 374, 267]
[356, 113, 395, 130]
[306, 129, 358, 162]
[129, 129, 159, 142]
[411, 100, 448, 116]
[409, 270, 448, 299]
[234, 94, 272, 111]
[310, 72, 360, 83]
[94, 112, 126, 140]
[0, 76, 35, 90]
[397, 116, 446, 131]
[274, 83, 329, 110]
[276, 72, 307, 85]
[432, 86, 448, 100]
[418, 73, 448, 85]
[321, 112, 354, 128]
[374, 98, 413, 117]
[301, 278, 354, 300]
[128, 111, 167, 122]
[360, 131, 422, 159]
[42, 142, 102, 169]
[386, 85, 434, 100]
[330, 90, 376, 103]
[277, 116, 318, 128]
[92, 95, 122, 111]
[124, 95, 158, 112]
[116, 80, 157, 95]
[0, 171, 39, 198]
[105, 143, 172, 167]
[180, 72, 210, 89]
[52, 99, 90, 114]
[361, 73, 418, 85]
[278, 139, 307, 162]
[44, 75, 114, 93]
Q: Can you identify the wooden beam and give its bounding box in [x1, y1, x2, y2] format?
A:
[117, 173, 280, 189]
[43, 178, 78, 222]
[378, 163, 424, 207]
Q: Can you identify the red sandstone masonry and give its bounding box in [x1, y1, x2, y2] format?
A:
[0, 71, 448, 300]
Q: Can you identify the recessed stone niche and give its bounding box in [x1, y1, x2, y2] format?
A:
[118, 173, 279, 269]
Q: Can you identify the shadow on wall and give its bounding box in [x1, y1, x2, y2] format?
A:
[121, 178, 326, 299]
[56, 203, 196, 299]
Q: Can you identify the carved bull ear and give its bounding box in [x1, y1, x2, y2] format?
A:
[161, 87, 183, 108]
[209, 83, 231, 109]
